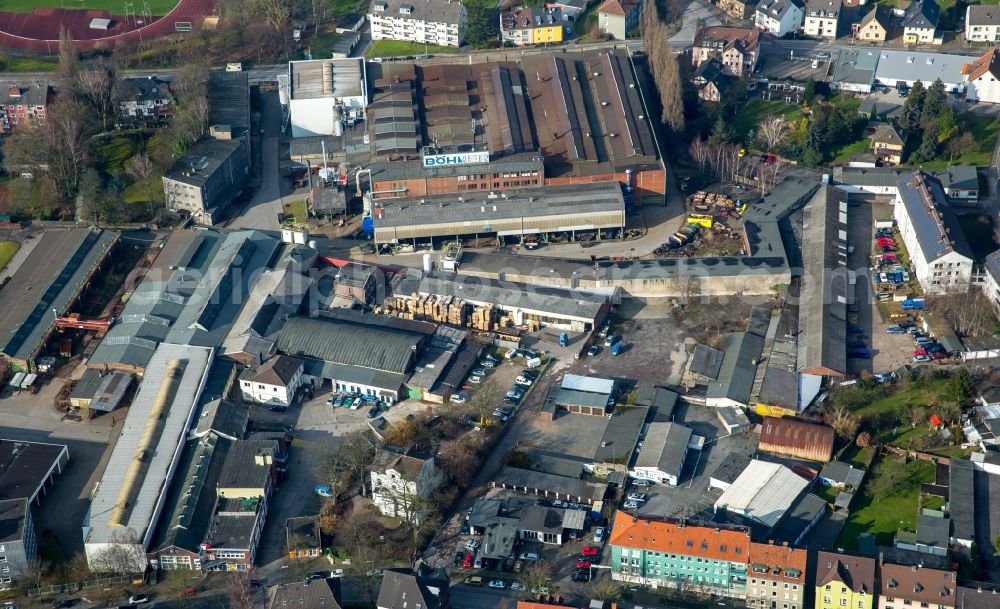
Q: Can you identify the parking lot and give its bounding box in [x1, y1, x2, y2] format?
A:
[565, 316, 688, 387]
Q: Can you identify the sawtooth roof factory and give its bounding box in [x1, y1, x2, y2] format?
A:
[283, 48, 665, 203]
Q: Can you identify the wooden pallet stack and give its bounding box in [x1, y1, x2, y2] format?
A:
[470, 304, 496, 331]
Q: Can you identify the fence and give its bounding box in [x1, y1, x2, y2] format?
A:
[24, 574, 135, 598]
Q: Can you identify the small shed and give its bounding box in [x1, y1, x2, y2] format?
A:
[89, 18, 112, 30]
[717, 406, 751, 434]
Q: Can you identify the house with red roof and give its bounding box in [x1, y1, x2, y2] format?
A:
[964, 47, 1000, 104]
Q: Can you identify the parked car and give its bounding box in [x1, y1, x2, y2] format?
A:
[515, 376, 533, 386]
[503, 395, 521, 405]
[471, 368, 488, 377]
[913, 354, 932, 363]
[627, 492, 646, 502]
[511, 582, 525, 591]
[479, 360, 496, 368]
[885, 326, 906, 334]
[506, 389, 524, 400]
[314, 485, 334, 498]
[468, 375, 482, 384]
[816, 50, 831, 59]
[454, 551, 465, 566]
[521, 370, 539, 379]
[576, 560, 592, 569]
[463, 553, 474, 568]
[465, 540, 481, 551]
[915, 337, 934, 345]
[488, 580, 505, 589]
[604, 335, 617, 347]
[518, 552, 539, 561]
[464, 575, 481, 586]
[594, 527, 605, 543]
[127, 597, 149, 605]
[366, 405, 382, 418]
[587, 345, 600, 357]
[623, 500, 639, 510]
[552, 500, 568, 508]
[571, 571, 590, 582]
[450, 392, 468, 404]
[530, 587, 549, 596]
[580, 546, 600, 557]
[633, 479, 651, 487]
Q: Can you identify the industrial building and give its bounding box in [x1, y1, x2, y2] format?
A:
[163, 72, 251, 224]
[630, 422, 694, 486]
[370, 182, 627, 248]
[388, 271, 614, 332]
[357, 50, 664, 203]
[275, 311, 441, 403]
[554, 374, 615, 417]
[0, 440, 69, 590]
[0, 228, 118, 371]
[758, 416, 835, 462]
[713, 460, 810, 528]
[286, 59, 368, 138]
[84, 343, 214, 572]
[89, 229, 281, 373]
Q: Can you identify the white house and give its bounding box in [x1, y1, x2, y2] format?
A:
[803, 0, 841, 39]
[286, 59, 368, 138]
[964, 48, 1000, 104]
[902, 0, 940, 45]
[629, 422, 694, 486]
[370, 450, 443, 524]
[966, 6, 1000, 43]
[755, 0, 804, 37]
[893, 171, 974, 295]
[368, 0, 466, 47]
[239, 355, 304, 406]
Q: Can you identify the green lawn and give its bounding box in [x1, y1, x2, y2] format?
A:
[283, 199, 308, 224]
[0, 241, 19, 273]
[836, 458, 935, 551]
[813, 484, 840, 505]
[733, 99, 803, 141]
[0, 0, 177, 13]
[330, 0, 362, 17]
[307, 27, 340, 58]
[0, 56, 57, 72]
[366, 40, 460, 58]
[831, 139, 870, 164]
[96, 136, 136, 175]
[574, 0, 601, 37]
[922, 114, 999, 169]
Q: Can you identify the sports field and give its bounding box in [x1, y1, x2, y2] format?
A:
[0, 0, 177, 15]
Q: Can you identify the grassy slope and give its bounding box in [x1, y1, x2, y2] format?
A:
[922, 114, 999, 169]
[733, 99, 803, 141]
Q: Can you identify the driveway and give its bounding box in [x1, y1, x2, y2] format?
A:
[228, 91, 284, 231]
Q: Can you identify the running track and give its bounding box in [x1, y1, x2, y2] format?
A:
[0, 0, 215, 53]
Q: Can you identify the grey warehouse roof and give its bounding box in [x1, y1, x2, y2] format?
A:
[874, 50, 968, 87]
[164, 138, 245, 188]
[289, 59, 365, 100]
[278, 316, 422, 374]
[896, 171, 973, 263]
[635, 422, 692, 476]
[707, 331, 765, 405]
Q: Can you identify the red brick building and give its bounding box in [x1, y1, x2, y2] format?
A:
[0, 84, 50, 133]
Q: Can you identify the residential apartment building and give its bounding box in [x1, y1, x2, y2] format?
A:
[597, 0, 641, 40]
[370, 450, 443, 524]
[609, 515, 750, 598]
[691, 26, 762, 78]
[500, 6, 565, 46]
[853, 7, 889, 42]
[964, 47, 1000, 104]
[239, 355, 304, 406]
[755, 0, 804, 37]
[983, 250, 1000, 314]
[893, 171, 974, 294]
[747, 542, 807, 609]
[719, 0, 755, 20]
[803, 0, 842, 39]
[878, 563, 956, 609]
[965, 5, 1000, 43]
[902, 0, 940, 45]
[0, 84, 50, 133]
[369, 0, 466, 47]
[815, 551, 876, 609]
[0, 501, 37, 590]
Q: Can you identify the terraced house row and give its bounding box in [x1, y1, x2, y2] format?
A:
[609, 515, 985, 609]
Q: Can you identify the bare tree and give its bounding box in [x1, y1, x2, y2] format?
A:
[468, 379, 506, 422]
[927, 291, 996, 337]
[757, 115, 789, 152]
[75, 61, 119, 132]
[689, 138, 710, 175]
[824, 403, 860, 441]
[227, 567, 257, 609]
[42, 97, 88, 202]
[58, 27, 80, 83]
[88, 529, 145, 575]
[518, 560, 554, 595]
[125, 153, 159, 218]
[588, 578, 623, 601]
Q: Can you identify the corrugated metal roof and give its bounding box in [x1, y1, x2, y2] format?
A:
[759, 416, 835, 461]
[714, 460, 809, 527]
[277, 316, 421, 374]
[634, 422, 692, 476]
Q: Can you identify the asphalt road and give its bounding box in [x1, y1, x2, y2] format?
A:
[227, 91, 283, 230]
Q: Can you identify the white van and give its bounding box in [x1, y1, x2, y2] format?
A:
[226, 62, 244, 72]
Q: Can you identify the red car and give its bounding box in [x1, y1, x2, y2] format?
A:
[930, 351, 948, 360]
[463, 552, 474, 568]
[580, 546, 600, 557]
[880, 254, 897, 263]
[576, 560, 592, 569]
[877, 237, 896, 246]
[912, 348, 928, 357]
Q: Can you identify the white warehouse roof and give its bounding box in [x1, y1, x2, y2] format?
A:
[85, 344, 214, 548]
[713, 459, 808, 527]
[561, 374, 615, 394]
